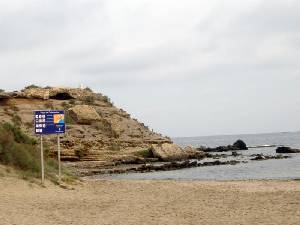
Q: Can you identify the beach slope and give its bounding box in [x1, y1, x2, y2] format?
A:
[0, 177, 299, 225]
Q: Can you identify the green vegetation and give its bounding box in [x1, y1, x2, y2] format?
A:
[0, 123, 39, 175]
[12, 114, 22, 127]
[0, 89, 4, 93]
[65, 110, 76, 124]
[84, 87, 93, 92]
[9, 104, 22, 127]
[10, 104, 19, 112]
[60, 102, 76, 124]
[102, 95, 113, 106]
[134, 148, 153, 158]
[0, 123, 76, 183]
[83, 96, 95, 105]
[110, 142, 121, 151]
[24, 84, 40, 90]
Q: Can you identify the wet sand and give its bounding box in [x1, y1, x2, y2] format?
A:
[0, 177, 299, 225]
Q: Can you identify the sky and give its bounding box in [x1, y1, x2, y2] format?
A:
[0, 0, 299, 137]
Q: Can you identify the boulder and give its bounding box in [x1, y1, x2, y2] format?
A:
[150, 143, 203, 161]
[276, 146, 300, 153]
[233, 140, 248, 150]
[68, 105, 101, 124]
[21, 88, 50, 99]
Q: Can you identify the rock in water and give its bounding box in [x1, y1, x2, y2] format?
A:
[233, 140, 248, 150]
[276, 146, 300, 153]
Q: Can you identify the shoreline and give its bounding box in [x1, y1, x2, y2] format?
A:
[85, 176, 300, 182]
[1, 177, 299, 225]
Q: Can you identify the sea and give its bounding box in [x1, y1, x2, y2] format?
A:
[102, 132, 300, 181]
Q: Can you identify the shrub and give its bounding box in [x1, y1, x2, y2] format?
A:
[2, 123, 36, 145]
[83, 96, 95, 105]
[84, 87, 93, 92]
[10, 104, 19, 112]
[65, 110, 76, 124]
[110, 142, 121, 151]
[24, 84, 40, 90]
[134, 149, 153, 158]
[0, 89, 4, 93]
[12, 114, 22, 127]
[0, 123, 75, 182]
[0, 123, 40, 174]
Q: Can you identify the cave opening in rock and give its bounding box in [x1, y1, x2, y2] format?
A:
[0, 98, 9, 106]
[50, 92, 75, 100]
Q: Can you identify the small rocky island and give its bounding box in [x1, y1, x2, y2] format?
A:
[197, 139, 248, 152]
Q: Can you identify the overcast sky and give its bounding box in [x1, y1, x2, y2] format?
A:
[0, 0, 299, 137]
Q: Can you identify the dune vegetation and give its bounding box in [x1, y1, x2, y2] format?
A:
[0, 122, 76, 184]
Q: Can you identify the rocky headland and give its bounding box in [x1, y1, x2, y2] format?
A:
[1, 86, 298, 177]
[0, 86, 206, 176]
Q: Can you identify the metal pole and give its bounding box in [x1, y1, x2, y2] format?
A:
[40, 135, 44, 184]
[57, 135, 61, 183]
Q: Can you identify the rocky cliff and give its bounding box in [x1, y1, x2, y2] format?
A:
[0, 86, 172, 167]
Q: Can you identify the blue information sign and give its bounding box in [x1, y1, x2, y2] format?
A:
[34, 110, 65, 135]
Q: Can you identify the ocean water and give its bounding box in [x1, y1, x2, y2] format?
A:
[101, 132, 300, 180]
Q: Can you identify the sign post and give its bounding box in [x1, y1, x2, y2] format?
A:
[57, 135, 61, 183]
[34, 110, 65, 184]
[40, 135, 44, 184]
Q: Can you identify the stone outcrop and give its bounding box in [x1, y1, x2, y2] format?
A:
[150, 143, 204, 161]
[198, 140, 248, 152]
[250, 154, 290, 161]
[276, 146, 300, 153]
[0, 86, 172, 167]
[233, 140, 248, 150]
[75, 159, 244, 176]
[68, 105, 101, 125]
[18, 87, 94, 100]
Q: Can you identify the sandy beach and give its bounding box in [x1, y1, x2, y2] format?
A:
[0, 177, 299, 225]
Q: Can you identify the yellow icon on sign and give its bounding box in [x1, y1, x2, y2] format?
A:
[54, 114, 65, 124]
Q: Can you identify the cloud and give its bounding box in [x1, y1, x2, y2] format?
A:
[0, 0, 299, 135]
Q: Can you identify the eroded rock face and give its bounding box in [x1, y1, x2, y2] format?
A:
[0, 86, 172, 166]
[68, 105, 101, 124]
[19, 87, 94, 100]
[20, 88, 50, 99]
[150, 143, 203, 161]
